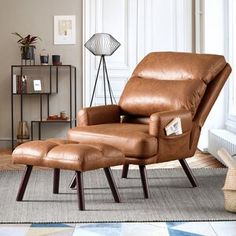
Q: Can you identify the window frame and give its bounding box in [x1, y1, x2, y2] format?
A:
[225, 0, 236, 133]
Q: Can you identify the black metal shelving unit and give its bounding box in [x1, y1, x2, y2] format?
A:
[11, 65, 77, 150]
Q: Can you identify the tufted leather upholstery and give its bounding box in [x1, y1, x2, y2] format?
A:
[68, 52, 231, 165]
[12, 140, 124, 171]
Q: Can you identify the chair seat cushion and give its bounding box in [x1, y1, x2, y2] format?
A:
[68, 123, 158, 159]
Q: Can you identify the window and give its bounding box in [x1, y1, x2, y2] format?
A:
[226, 0, 236, 132]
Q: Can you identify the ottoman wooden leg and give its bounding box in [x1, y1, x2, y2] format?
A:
[139, 165, 150, 199]
[16, 165, 33, 201]
[69, 174, 76, 189]
[104, 167, 121, 203]
[121, 164, 129, 178]
[53, 168, 60, 194]
[76, 171, 85, 210]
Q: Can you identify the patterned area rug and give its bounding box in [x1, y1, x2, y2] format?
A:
[0, 168, 235, 223]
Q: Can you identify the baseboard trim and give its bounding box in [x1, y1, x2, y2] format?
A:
[0, 139, 12, 149]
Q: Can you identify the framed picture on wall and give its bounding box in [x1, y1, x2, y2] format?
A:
[54, 15, 76, 44]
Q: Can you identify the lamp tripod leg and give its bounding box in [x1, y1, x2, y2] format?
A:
[90, 56, 103, 107]
[103, 57, 116, 104]
[102, 55, 107, 105]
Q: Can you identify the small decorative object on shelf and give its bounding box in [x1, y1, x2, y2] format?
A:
[40, 49, 49, 65]
[33, 79, 42, 92]
[16, 121, 30, 145]
[12, 32, 42, 65]
[47, 112, 69, 121]
[60, 111, 67, 119]
[52, 55, 62, 65]
[13, 75, 28, 94]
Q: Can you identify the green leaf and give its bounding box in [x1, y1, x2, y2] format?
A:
[12, 32, 23, 39]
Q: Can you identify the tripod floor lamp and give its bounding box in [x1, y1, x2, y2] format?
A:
[84, 33, 121, 106]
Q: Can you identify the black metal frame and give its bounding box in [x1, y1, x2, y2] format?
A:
[11, 65, 77, 149]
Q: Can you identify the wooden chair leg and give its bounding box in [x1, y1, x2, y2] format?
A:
[69, 174, 76, 189]
[53, 168, 60, 194]
[76, 171, 85, 210]
[179, 159, 198, 187]
[104, 167, 121, 203]
[139, 165, 150, 199]
[121, 164, 129, 178]
[16, 165, 33, 201]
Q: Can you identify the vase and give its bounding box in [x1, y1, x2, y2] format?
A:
[17, 121, 30, 140]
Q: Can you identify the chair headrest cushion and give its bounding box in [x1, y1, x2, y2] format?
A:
[119, 52, 227, 117]
[132, 52, 226, 84]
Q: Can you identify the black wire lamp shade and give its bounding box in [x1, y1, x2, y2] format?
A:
[85, 33, 120, 56]
[84, 33, 121, 106]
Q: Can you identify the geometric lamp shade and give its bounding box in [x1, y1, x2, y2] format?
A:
[84, 33, 121, 56]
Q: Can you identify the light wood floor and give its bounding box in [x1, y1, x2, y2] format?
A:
[0, 148, 224, 170]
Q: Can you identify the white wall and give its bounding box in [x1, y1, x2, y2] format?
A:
[83, 0, 193, 106]
[0, 0, 83, 148]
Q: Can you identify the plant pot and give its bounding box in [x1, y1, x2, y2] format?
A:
[21, 46, 35, 60]
[52, 55, 61, 65]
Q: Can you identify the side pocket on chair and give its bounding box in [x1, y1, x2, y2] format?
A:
[158, 131, 191, 162]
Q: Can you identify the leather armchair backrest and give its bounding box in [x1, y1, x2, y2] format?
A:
[119, 52, 227, 118]
[189, 64, 231, 153]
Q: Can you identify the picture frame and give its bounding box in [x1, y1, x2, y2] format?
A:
[33, 80, 42, 92]
[54, 15, 76, 45]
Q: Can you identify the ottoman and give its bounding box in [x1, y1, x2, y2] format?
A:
[12, 139, 125, 210]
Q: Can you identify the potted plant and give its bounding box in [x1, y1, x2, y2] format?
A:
[12, 32, 41, 60]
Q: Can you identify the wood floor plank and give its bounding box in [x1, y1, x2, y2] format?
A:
[0, 148, 225, 170]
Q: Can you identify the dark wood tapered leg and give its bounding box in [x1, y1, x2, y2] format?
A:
[69, 174, 76, 189]
[179, 159, 198, 187]
[139, 165, 150, 199]
[104, 167, 121, 203]
[16, 165, 33, 201]
[76, 171, 85, 210]
[53, 168, 60, 194]
[121, 164, 129, 178]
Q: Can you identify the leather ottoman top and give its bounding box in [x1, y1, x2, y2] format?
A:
[12, 139, 125, 172]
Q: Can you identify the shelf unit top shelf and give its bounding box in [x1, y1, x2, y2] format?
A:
[12, 65, 76, 68]
[13, 92, 57, 95]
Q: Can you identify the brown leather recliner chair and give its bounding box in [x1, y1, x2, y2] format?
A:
[68, 52, 231, 198]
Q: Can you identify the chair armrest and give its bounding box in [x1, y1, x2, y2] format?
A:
[77, 105, 121, 126]
[149, 110, 192, 137]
